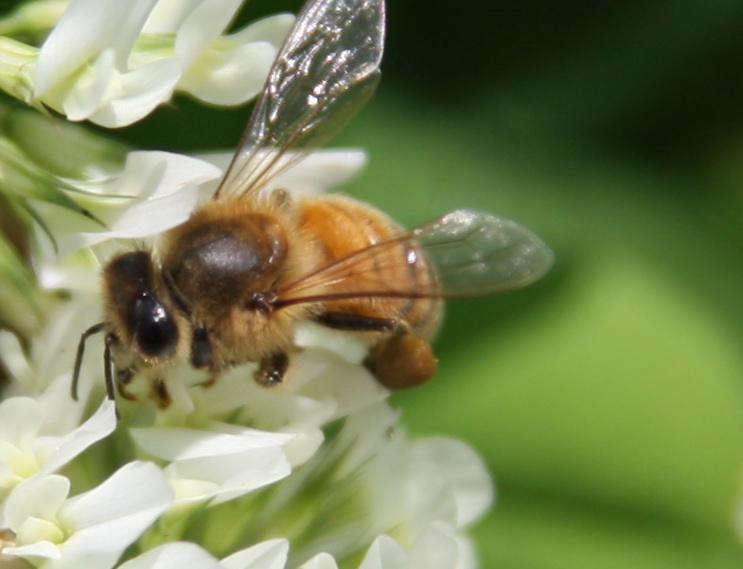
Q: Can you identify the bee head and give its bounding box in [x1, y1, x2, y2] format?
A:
[104, 251, 179, 361]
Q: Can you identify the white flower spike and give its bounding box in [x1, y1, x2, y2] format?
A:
[0, 0, 498, 567]
[30, 0, 293, 126]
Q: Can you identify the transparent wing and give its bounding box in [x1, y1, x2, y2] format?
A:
[414, 209, 554, 295]
[273, 209, 554, 307]
[215, 0, 385, 199]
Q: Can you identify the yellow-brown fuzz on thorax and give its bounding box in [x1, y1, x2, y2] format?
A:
[157, 191, 324, 369]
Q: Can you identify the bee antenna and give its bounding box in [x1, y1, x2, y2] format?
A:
[72, 323, 106, 401]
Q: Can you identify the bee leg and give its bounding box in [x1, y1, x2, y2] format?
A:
[254, 351, 290, 386]
[190, 324, 213, 369]
[150, 377, 172, 410]
[313, 311, 398, 332]
[115, 367, 139, 401]
[313, 312, 437, 389]
[198, 375, 219, 388]
[365, 332, 438, 390]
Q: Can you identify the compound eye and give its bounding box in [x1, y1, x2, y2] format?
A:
[134, 292, 178, 358]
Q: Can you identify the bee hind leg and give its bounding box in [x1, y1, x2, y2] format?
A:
[313, 311, 398, 332]
[313, 311, 436, 389]
[365, 332, 438, 390]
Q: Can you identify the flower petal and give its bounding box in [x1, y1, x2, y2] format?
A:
[196, 149, 367, 196]
[282, 347, 388, 420]
[52, 463, 171, 569]
[0, 331, 33, 387]
[143, 0, 203, 33]
[179, 40, 277, 106]
[60, 460, 172, 528]
[227, 13, 295, 46]
[333, 402, 399, 479]
[130, 427, 292, 461]
[297, 553, 338, 569]
[358, 535, 406, 569]
[3, 474, 69, 529]
[407, 522, 460, 569]
[60, 48, 117, 121]
[219, 538, 289, 569]
[60, 150, 220, 254]
[34, 0, 159, 96]
[118, 542, 220, 569]
[174, 0, 244, 66]
[410, 438, 493, 528]
[88, 57, 181, 127]
[269, 149, 367, 195]
[0, 397, 42, 448]
[169, 446, 291, 505]
[38, 398, 117, 475]
[3, 540, 62, 561]
[132, 427, 292, 504]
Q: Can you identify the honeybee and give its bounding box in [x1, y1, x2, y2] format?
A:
[72, 0, 553, 406]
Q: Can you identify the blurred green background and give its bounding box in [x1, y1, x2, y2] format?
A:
[30, 0, 743, 567]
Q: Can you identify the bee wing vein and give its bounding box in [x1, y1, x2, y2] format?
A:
[272, 209, 554, 307]
[215, 0, 385, 199]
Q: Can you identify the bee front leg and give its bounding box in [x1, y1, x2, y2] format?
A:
[254, 351, 290, 386]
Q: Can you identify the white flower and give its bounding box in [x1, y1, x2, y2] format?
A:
[329, 404, 493, 545]
[158, 394, 491, 567]
[359, 523, 476, 569]
[24, 149, 220, 296]
[144, 0, 293, 107]
[0, 396, 115, 501]
[49, 150, 222, 254]
[130, 426, 293, 506]
[27, 0, 294, 126]
[1, 461, 173, 569]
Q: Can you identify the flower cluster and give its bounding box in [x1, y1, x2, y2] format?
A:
[0, 1, 493, 568]
[0, 0, 294, 127]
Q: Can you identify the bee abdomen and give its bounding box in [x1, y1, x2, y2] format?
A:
[298, 195, 442, 339]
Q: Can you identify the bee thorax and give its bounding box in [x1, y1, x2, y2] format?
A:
[163, 213, 288, 315]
